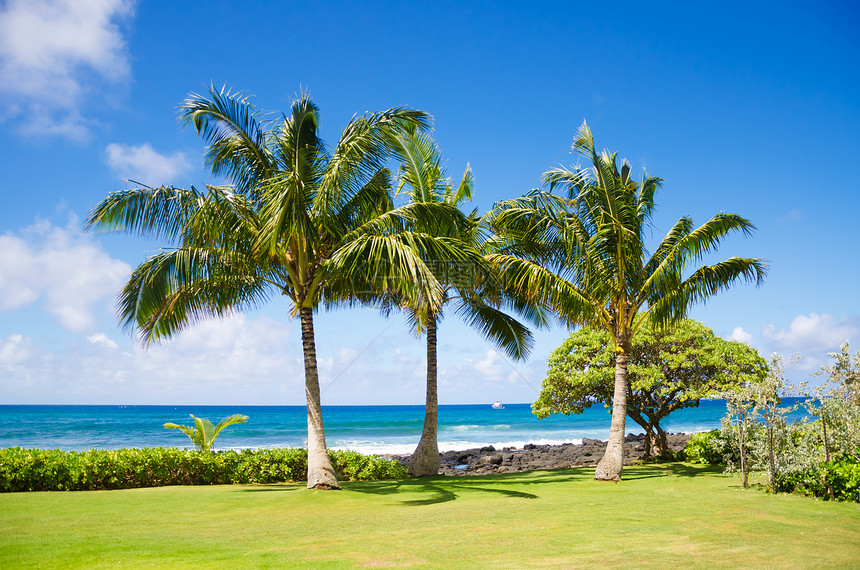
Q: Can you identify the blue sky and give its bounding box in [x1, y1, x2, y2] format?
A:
[0, 0, 858, 405]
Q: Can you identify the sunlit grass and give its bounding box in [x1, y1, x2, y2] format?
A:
[2, 463, 858, 568]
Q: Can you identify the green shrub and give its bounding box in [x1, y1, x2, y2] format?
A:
[826, 455, 860, 502]
[0, 447, 405, 492]
[684, 430, 725, 464]
[773, 454, 860, 502]
[330, 450, 407, 481]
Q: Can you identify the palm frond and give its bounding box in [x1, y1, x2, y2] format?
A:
[178, 84, 274, 196]
[647, 256, 767, 328]
[320, 107, 431, 221]
[119, 246, 272, 344]
[454, 296, 534, 360]
[85, 185, 205, 242]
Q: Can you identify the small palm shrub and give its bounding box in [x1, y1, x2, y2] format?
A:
[163, 414, 249, 451]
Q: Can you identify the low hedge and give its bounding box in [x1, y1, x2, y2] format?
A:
[0, 447, 407, 492]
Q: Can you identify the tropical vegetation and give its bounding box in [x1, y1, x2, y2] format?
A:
[85, 86, 470, 489]
[534, 319, 767, 457]
[487, 120, 767, 480]
[162, 414, 248, 452]
[0, 446, 406, 492]
[688, 343, 860, 501]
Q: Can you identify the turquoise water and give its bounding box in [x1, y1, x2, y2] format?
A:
[0, 400, 810, 454]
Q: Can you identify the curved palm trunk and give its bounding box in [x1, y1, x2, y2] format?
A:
[409, 312, 440, 477]
[300, 307, 340, 490]
[595, 344, 629, 481]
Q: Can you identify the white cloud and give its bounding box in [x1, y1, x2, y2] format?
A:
[0, 0, 134, 138]
[729, 326, 753, 345]
[0, 218, 130, 332]
[0, 334, 34, 365]
[0, 315, 304, 404]
[437, 347, 544, 404]
[474, 350, 504, 377]
[0, 303, 548, 405]
[87, 333, 118, 349]
[761, 313, 859, 354]
[105, 143, 192, 187]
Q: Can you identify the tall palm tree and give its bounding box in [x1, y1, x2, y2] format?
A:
[388, 127, 546, 476]
[86, 87, 458, 489]
[488, 120, 767, 481]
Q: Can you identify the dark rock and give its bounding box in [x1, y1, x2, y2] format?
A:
[431, 432, 691, 476]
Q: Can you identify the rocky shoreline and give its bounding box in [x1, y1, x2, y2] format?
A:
[393, 432, 690, 476]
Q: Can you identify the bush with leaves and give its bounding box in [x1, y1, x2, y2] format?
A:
[0, 447, 406, 492]
[716, 344, 860, 501]
[535, 320, 766, 457]
[683, 430, 729, 465]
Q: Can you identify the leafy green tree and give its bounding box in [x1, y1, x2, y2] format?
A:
[163, 414, 248, 452]
[386, 126, 545, 476]
[719, 345, 860, 497]
[489, 121, 767, 480]
[86, 87, 453, 489]
[810, 342, 860, 459]
[534, 320, 767, 457]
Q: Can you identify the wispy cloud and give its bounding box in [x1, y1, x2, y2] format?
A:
[0, 315, 302, 404]
[0, 334, 34, 365]
[105, 143, 192, 186]
[0, 0, 134, 139]
[762, 313, 859, 353]
[0, 217, 130, 332]
[760, 312, 859, 370]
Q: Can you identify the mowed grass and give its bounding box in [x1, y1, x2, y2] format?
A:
[1, 463, 858, 569]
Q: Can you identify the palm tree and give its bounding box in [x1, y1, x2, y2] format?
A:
[86, 86, 456, 489]
[488, 120, 767, 481]
[388, 127, 545, 476]
[163, 414, 248, 452]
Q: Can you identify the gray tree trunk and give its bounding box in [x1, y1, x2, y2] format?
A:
[595, 344, 629, 481]
[653, 424, 669, 458]
[300, 307, 340, 490]
[409, 312, 440, 477]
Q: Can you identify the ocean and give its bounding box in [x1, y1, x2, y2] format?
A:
[0, 400, 810, 455]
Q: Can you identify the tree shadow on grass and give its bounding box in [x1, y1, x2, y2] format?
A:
[617, 462, 723, 481]
[666, 463, 724, 478]
[345, 471, 572, 505]
[343, 463, 718, 504]
[237, 484, 303, 493]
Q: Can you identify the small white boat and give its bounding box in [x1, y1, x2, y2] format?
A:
[491, 401, 505, 409]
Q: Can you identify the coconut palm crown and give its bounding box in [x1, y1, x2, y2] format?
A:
[488, 120, 767, 481]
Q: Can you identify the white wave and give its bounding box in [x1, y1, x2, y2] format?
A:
[436, 437, 584, 452]
[448, 424, 511, 432]
[449, 424, 481, 432]
[330, 441, 418, 455]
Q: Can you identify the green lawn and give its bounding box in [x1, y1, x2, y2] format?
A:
[1, 463, 858, 568]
